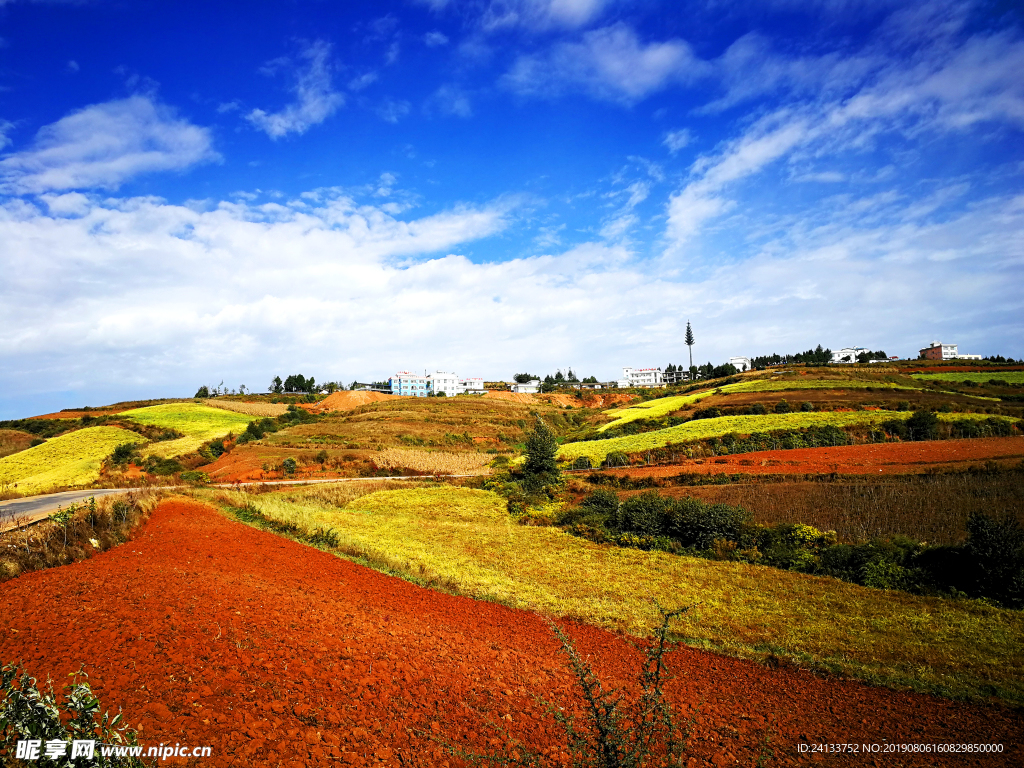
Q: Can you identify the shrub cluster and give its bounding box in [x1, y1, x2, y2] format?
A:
[559, 490, 1024, 608]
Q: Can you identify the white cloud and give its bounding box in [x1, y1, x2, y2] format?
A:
[2, 182, 1020, 418]
[348, 72, 379, 91]
[666, 23, 1024, 250]
[376, 99, 411, 123]
[428, 85, 473, 117]
[502, 23, 710, 104]
[424, 31, 449, 47]
[663, 129, 692, 154]
[66, 60, 79, 73]
[480, 0, 613, 31]
[246, 40, 344, 139]
[0, 96, 219, 194]
[0, 119, 14, 150]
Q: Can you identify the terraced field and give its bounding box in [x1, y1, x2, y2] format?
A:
[121, 404, 253, 458]
[564, 411, 1015, 464]
[912, 371, 1024, 384]
[600, 378, 922, 431]
[0, 426, 146, 494]
[222, 484, 1024, 705]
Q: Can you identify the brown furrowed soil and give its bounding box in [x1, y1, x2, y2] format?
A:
[595, 437, 1024, 478]
[1, 499, 1020, 767]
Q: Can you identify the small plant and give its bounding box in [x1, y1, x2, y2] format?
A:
[282, 458, 297, 475]
[0, 662, 149, 767]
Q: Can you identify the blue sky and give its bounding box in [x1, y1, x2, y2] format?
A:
[1, 0, 1022, 418]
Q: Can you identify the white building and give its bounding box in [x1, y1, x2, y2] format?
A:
[512, 379, 541, 394]
[831, 347, 869, 364]
[459, 377, 486, 394]
[729, 356, 751, 372]
[619, 367, 664, 388]
[430, 371, 459, 397]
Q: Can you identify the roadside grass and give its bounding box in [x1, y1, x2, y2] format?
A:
[563, 411, 1016, 465]
[120, 404, 253, 458]
[0, 427, 146, 495]
[216, 484, 1024, 705]
[599, 379, 922, 432]
[913, 372, 1024, 385]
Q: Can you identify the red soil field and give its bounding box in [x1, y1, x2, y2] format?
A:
[596, 437, 1024, 479]
[1, 499, 1020, 767]
[315, 391, 402, 412]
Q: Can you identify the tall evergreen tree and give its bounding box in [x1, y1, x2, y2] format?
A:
[684, 321, 695, 370]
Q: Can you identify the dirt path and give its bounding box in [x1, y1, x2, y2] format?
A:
[593, 436, 1024, 478]
[0, 499, 1019, 767]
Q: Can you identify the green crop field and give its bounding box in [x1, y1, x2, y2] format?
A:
[0, 426, 146, 495]
[563, 411, 1013, 464]
[221, 484, 1024, 704]
[913, 371, 1024, 385]
[599, 378, 921, 432]
[120, 403, 253, 458]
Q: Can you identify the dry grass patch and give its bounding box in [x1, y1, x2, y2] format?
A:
[202, 399, 289, 417]
[373, 448, 493, 475]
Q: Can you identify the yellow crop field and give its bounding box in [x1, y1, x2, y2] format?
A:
[599, 379, 918, 431]
[563, 411, 1014, 464]
[202, 399, 289, 417]
[222, 485, 1024, 704]
[121, 404, 253, 458]
[372, 448, 492, 475]
[0, 426, 146, 495]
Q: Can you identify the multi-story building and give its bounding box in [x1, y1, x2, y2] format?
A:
[390, 371, 484, 396]
[663, 369, 690, 384]
[618, 367, 664, 388]
[459, 377, 486, 394]
[390, 371, 430, 396]
[919, 341, 958, 360]
[729, 356, 751, 372]
[831, 347, 868, 364]
[512, 379, 541, 394]
[918, 341, 983, 361]
[429, 371, 459, 397]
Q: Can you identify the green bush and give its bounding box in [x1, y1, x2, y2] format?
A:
[0, 663, 147, 767]
[906, 410, 939, 440]
[801, 401, 814, 412]
[282, 457, 297, 475]
[691, 406, 722, 421]
[747, 402, 767, 415]
[667, 498, 751, 550]
[774, 399, 791, 414]
[109, 442, 138, 465]
[619, 491, 672, 537]
[572, 456, 592, 470]
[966, 512, 1024, 608]
[603, 450, 630, 468]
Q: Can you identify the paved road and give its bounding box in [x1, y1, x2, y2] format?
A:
[0, 488, 141, 533]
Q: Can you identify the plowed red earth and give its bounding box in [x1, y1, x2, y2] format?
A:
[598, 437, 1024, 478]
[1, 500, 1020, 767]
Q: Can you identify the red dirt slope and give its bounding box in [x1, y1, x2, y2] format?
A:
[0, 500, 1019, 767]
[595, 437, 1024, 479]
